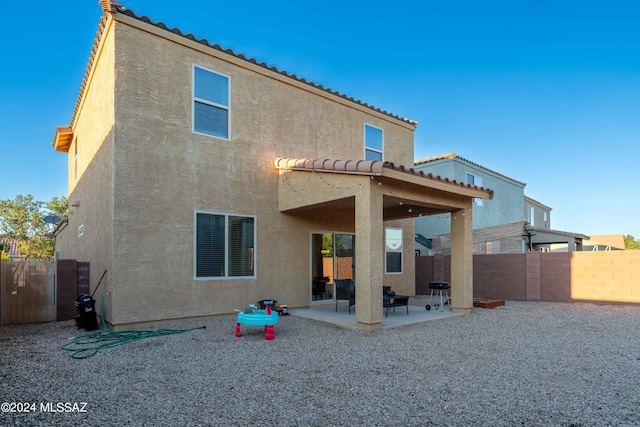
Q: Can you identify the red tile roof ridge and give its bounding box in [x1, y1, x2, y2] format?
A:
[274, 157, 494, 198]
[99, 0, 124, 13]
[274, 157, 384, 174]
[111, 4, 417, 127]
[54, 3, 418, 146]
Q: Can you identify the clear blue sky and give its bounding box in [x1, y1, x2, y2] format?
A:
[1, 0, 638, 238]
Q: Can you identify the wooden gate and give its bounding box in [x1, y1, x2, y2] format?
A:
[0, 260, 55, 325]
[55, 260, 90, 321]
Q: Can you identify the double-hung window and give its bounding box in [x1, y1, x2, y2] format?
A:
[193, 65, 230, 139]
[364, 124, 383, 161]
[528, 206, 535, 226]
[195, 211, 255, 279]
[466, 173, 483, 206]
[385, 228, 403, 274]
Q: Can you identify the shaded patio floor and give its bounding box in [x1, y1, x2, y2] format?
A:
[289, 299, 461, 330]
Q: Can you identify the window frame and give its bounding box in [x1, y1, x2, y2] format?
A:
[466, 173, 483, 206]
[364, 123, 384, 161]
[73, 136, 78, 181]
[384, 227, 403, 274]
[528, 205, 535, 226]
[192, 64, 231, 140]
[194, 210, 256, 280]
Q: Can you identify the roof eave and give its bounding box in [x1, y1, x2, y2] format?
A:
[52, 127, 73, 152]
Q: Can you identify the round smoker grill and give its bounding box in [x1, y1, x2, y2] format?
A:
[426, 281, 450, 312]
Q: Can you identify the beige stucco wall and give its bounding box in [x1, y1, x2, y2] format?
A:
[56, 18, 116, 320]
[58, 15, 417, 326]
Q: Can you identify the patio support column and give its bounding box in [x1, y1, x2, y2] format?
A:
[355, 180, 383, 331]
[450, 206, 473, 313]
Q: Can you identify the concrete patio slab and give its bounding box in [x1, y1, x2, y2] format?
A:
[289, 301, 461, 330]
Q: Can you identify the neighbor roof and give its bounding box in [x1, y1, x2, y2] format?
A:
[524, 195, 552, 211]
[415, 152, 526, 187]
[0, 236, 20, 257]
[529, 226, 590, 241]
[54, 0, 417, 149]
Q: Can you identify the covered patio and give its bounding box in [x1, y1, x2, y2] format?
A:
[275, 157, 494, 331]
[289, 300, 461, 330]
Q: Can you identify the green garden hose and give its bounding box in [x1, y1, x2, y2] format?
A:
[62, 294, 205, 359]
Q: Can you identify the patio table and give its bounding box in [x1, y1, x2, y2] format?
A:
[383, 294, 409, 317]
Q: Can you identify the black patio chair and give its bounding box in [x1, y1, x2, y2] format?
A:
[335, 279, 355, 314]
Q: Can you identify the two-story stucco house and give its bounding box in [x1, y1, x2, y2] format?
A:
[51, 1, 492, 330]
[414, 153, 587, 253]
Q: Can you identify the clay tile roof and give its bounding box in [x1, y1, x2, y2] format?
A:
[274, 157, 385, 174]
[274, 157, 494, 198]
[414, 152, 526, 187]
[99, 0, 124, 13]
[54, 2, 418, 147]
[0, 236, 20, 257]
[97, 2, 417, 127]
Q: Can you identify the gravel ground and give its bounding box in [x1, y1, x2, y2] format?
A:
[1, 301, 640, 427]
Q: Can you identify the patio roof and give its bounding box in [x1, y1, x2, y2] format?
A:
[274, 157, 494, 200]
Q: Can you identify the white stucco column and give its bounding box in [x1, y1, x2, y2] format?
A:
[355, 180, 384, 331]
[450, 206, 473, 313]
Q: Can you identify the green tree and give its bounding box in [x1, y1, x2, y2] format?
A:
[624, 235, 640, 250]
[45, 196, 69, 220]
[322, 234, 333, 257]
[0, 194, 68, 260]
[0, 241, 10, 260]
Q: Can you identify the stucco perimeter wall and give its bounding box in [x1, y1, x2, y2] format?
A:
[104, 18, 416, 325]
[416, 251, 640, 304]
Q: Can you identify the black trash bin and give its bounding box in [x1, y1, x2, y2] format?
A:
[75, 295, 98, 331]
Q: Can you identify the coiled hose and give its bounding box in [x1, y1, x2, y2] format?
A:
[62, 294, 205, 359]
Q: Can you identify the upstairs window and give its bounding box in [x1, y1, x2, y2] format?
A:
[467, 173, 483, 206]
[528, 205, 535, 226]
[364, 124, 383, 161]
[193, 66, 230, 139]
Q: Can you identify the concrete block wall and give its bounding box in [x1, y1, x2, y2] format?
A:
[416, 251, 640, 305]
[474, 254, 527, 300]
[539, 252, 571, 302]
[569, 251, 640, 303]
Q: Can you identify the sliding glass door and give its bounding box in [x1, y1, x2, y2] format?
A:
[311, 233, 354, 303]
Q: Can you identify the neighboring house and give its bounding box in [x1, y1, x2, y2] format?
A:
[51, 1, 492, 330]
[0, 236, 20, 260]
[524, 195, 551, 229]
[414, 153, 587, 253]
[580, 234, 625, 251]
